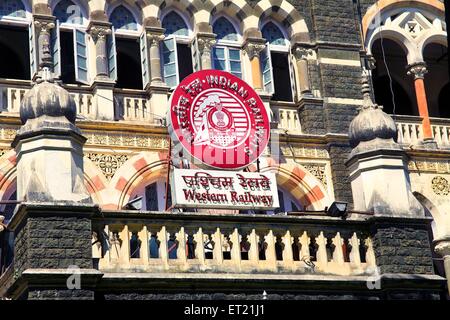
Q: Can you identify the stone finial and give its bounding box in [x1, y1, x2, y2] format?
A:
[348, 74, 398, 149]
[20, 71, 77, 125]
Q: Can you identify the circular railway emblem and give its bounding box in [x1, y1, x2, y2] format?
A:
[168, 70, 270, 170]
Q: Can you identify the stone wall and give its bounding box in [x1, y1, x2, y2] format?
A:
[372, 223, 435, 275]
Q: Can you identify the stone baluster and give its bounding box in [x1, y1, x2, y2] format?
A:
[118, 225, 130, 265]
[247, 229, 260, 263]
[139, 225, 149, 262]
[364, 238, 376, 267]
[282, 231, 294, 269]
[264, 230, 277, 270]
[157, 226, 169, 268]
[349, 233, 361, 266]
[176, 227, 187, 264]
[212, 228, 224, 265]
[315, 232, 328, 266]
[109, 230, 120, 261]
[194, 228, 206, 265]
[299, 231, 311, 261]
[230, 228, 241, 268]
[332, 232, 345, 264]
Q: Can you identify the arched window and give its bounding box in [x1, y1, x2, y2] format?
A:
[0, 0, 26, 18]
[129, 180, 171, 211]
[213, 17, 238, 42]
[54, 0, 84, 25]
[370, 38, 416, 116]
[52, 0, 89, 84]
[107, 5, 144, 89]
[161, 11, 193, 88]
[212, 17, 242, 78]
[0, 0, 30, 81]
[162, 11, 189, 37]
[260, 21, 295, 102]
[262, 21, 287, 46]
[110, 5, 138, 31]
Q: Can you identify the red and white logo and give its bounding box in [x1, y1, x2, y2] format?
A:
[168, 70, 270, 170]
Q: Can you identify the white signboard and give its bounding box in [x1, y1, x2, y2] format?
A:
[171, 169, 279, 210]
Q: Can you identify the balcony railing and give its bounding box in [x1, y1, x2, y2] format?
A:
[114, 89, 153, 123]
[271, 103, 302, 134]
[92, 211, 376, 277]
[395, 115, 450, 149]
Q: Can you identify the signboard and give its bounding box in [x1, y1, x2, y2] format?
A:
[171, 168, 279, 210]
[167, 70, 270, 170]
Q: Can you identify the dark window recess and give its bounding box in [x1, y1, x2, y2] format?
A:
[0, 26, 30, 80]
[145, 183, 158, 211]
[274, 190, 285, 214]
[60, 31, 76, 84]
[372, 74, 413, 116]
[177, 43, 193, 82]
[116, 37, 142, 89]
[149, 234, 159, 258]
[129, 232, 141, 258]
[187, 235, 195, 259]
[271, 52, 292, 102]
[164, 182, 172, 209]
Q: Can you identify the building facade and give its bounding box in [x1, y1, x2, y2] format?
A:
[0, 0, 448, 300]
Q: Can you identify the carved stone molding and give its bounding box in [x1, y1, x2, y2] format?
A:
[83, 131, 169, 150]
[408, 159, 450, 174]
[280, 146, 329, 159]
[407, 62, 428, 80]
[86, 153, 130, 180]
[293, 47, 313, 61]
[89, 25, 112, 41]
[431, 176, 450, 196]
[243, 41, 266, 59]
[302, 163, 327, 187]
[197, 37, 216, 54]
[147, 33, 165, 46]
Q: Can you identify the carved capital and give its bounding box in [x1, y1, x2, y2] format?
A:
[89, 25, 112, 42]
[147, 33, 165, 46]
[243, 42, 266, 59]
[434, 239, 450, 257]
[34, 19, 55, 35]
[294, 47, 313, 61]
[197, 37, 216, 54]
[407, 62, 428, 80]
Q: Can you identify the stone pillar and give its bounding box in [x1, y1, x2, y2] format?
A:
[407, 62, 436, 148]
[34, 16, 55, 76]
[243, 39, 266, 91]
[3, 71, 102, 299]
[88, 23, 112, 79]
[87, 22, 116, 121]
[434, 238, 450, 297]
[146, 29, 165, 85]
[197, 33, 216, 70]
[293, 46, 313, 96]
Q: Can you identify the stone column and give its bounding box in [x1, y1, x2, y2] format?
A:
[243, 39, 266, 91]
[434, 238, 450, 297]
[34, 17, 55, 75]
[87, 22, 116, 121]
[407, 62, 436, 147]
[146, 29, 165, 85]
[88, 24, 112, 79]
[293, 46, 313, 96]
[197, 33, 216, 70]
